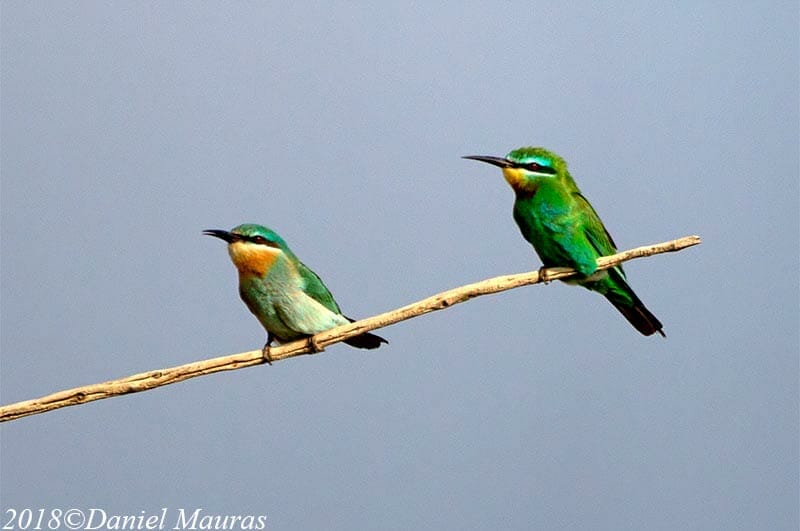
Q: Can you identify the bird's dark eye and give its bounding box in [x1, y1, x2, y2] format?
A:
[523, 161, 555, 174]
[250, 235, 280, 248]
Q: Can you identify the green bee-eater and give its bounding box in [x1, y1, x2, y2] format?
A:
[204, 224, 387, 359]
[464, 147, 664, 337]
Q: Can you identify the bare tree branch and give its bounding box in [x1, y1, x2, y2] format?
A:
[0, 235, 701, 423]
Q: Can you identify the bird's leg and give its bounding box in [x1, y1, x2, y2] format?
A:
[538, 265, 551, 284]
[262, 333, 274, 365]
[307, 335, 324, 354]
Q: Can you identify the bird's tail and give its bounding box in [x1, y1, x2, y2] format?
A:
[605, 290, 665, 337]
[344, 331, 388, 349]
[596, 267, 665, 337]
[343, 316, 388, 349]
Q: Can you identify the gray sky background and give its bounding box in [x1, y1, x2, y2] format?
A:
[2, 2, 798, 530]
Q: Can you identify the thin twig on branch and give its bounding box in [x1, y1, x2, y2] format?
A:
[0, 235, 701, 423]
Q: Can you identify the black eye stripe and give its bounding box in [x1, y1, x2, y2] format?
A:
[520, 162, 556, 174]
[247, 235, 279, 247]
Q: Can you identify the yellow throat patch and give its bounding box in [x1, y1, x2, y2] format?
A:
[227, 241, 280, 276]
[501, 167, 528, 190]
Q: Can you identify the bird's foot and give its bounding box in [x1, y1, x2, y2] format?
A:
[307, 336, 324, 354]
[261, 343, 273, 365]
[538, 266, 551, 284]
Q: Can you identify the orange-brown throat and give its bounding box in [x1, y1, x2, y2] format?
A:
[227, 240, 281, 277]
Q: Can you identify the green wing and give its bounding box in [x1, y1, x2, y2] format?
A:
[540, 192, 619, 276]
[295, 260, 343, 315]
[574, 193, 617, 255]
[572, 192, 629, 281]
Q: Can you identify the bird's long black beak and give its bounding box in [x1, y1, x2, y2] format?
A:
[462, 155, 512, 168]
[203, 229, 236, 243]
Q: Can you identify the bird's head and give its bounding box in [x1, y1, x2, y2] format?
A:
[463, 147, 567, 192]
[203, 224, 291, 276]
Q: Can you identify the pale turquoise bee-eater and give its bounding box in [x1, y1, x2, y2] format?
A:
[204, 224, 387, 359]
